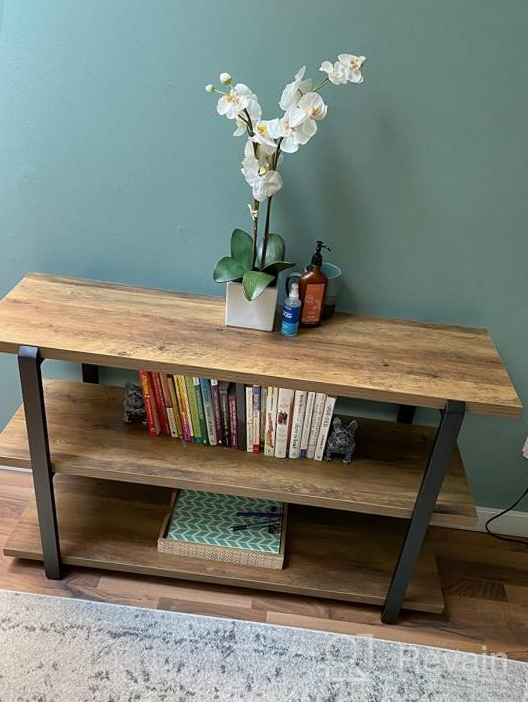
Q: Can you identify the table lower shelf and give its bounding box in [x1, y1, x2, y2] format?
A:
[4, 474, 444, 614]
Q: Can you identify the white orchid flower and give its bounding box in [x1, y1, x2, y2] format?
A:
[217, 83, 257, 120]
[279, 66, 313, 111]
[337, 54, 366, 83]
[233, 116, 246, 137]
[252, 120, 278, 150]
[319, 60, 348, 85]
[241, 140, 283, 202]
[288, 92, 327, 128]
[268, 112, 317, 154]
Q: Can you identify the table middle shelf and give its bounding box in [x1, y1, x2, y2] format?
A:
[0, 379, 477, 525]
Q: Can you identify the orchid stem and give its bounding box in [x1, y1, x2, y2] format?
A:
[251, 199, 260, 269]
[260, 197, 273, 271]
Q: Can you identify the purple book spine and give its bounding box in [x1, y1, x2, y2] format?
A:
[210, 380, 223, 445]
[228, 389, 238, 449]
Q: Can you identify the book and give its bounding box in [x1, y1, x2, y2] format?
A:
[199, 378, 217, 446]
[288, 390, 307, 459]
[150, 372, 170, 435]
[167, 376, 184, 440]
[218, 381, 231, 447]
[160, 374, 178, 438]
[252, 385, 261, 453]
[174, 375, 192, 443]
[314, 396, 337, 461]
[193, 377, 208, 445]
[210, 379, 223, 445]
[274, 388, 295, 458]
[235, 382, 246, 451]
[260, 387, 267, 450]
[228, 386, 238, 448]
[139, 370, 160, 436]
[307, 392, 326, 460]
[300, 391, 316, 458]
[158, 490, 287, 569]
[185, 376, 203, 443]
[245, 386, 253, 453]
[264, 387, 278, 456]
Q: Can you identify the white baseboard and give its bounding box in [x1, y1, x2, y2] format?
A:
[1, 465, 527, 538]
[431, 506, 528, 539]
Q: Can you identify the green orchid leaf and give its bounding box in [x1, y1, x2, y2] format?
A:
[262, 260, 296, 277]
[257, 232, 286, 268]
[242, 270, 275, 301]
[213, 256, 245, 283]
[230, 228, 253, 270]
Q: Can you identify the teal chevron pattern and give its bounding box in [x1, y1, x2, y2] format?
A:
[165, 491, 284, 554]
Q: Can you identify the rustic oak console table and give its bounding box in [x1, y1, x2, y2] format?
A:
[0, 273, 521, 623]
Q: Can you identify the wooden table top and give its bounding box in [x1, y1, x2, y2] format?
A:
[0, 273, 521, 415]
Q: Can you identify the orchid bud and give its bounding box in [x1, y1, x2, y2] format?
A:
[205, 84, 215, 93]
[219, 72, 232, 85]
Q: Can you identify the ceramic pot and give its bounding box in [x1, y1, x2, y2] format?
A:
[225, 281, 278, 331]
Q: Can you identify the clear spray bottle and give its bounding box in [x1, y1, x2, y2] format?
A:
[281, 282, 301, 337]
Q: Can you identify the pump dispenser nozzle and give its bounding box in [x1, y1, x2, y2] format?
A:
[311, 241, 331, 266]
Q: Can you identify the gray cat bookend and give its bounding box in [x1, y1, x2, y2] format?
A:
[324, 417, 358, 464]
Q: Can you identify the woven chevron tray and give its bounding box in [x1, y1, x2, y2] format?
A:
[158, 490, 287, 569]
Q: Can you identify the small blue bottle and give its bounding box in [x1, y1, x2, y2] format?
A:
[281, 283, 301, 336]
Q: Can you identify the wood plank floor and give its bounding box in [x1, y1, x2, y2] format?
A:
[1, 469, 527, 662]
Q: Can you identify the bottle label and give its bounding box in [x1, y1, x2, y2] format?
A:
[281, 303, 300, 336]
[301, 284, 325, 323]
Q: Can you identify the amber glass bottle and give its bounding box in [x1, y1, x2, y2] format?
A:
[299, 241, 330, 327]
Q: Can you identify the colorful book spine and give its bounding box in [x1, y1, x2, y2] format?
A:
[300, 391, 316, 459]
[210, 379, 223, 445]
[260, 387, 267, 450]
[264, 387, 278, 456]
[218, 381, 231, 447]
[274, 388, 295, 458]
[199, 378, 217, 446]
[150, 372, 170, 435]
[228, 386, 238, 449]
[185, 376, 203, 443]
[167, 376, 184, 441]
[288, 390, 307, 459]
[193, 377, 208, 445]
[160, 374, 178, 438]
[252, 385, 261, 453]
[235, 382, 246, 451]
[174, 375, 192, 443]
[139, 370, 160, 436]
[314, 396, 337, 461]
[245, 386, 253, 453]
[307, 392, 326, 460]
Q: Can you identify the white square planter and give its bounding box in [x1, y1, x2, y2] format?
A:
[225, 281, 278, 332]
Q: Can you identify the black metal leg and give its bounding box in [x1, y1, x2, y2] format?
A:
[397, 405, 416, 423]
[382, 399, 465, 624]
[82, 363, 99, 383]
[18, 346, 61, 579]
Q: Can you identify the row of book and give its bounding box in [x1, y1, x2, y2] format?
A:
[138, 371, 336, 462]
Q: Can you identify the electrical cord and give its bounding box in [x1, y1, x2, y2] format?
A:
[485, 482, 528, 547]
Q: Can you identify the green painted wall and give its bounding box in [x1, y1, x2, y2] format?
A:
[0, 1, 527, 509]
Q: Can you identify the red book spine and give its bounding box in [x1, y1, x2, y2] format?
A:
[228, 389, 238, 449]
[139, 371, 160, 436]
[150, 372, 170, 435]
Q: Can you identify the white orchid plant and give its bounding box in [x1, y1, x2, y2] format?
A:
[206, 54, 366, 301]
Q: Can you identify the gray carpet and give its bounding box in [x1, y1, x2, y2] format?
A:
[0, 590, 526, 701]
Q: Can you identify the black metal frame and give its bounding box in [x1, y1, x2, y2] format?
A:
[397, 404, 416, 424]
[16, 349, 462, 623]
[18, 346, 61, 579]
[382, 399, 465, 623]
[82, 363, 99, 384]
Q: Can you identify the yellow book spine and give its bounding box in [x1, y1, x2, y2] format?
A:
[174, 375, 193, 441]
[168, 376, 183, 439]
[185, 375, 203, 443]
